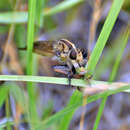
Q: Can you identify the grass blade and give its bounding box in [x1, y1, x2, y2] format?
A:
[36, 0, 45, 27]
[45, 0, 83, 16]
[0, 86, 9, 107]
[93, 26, 129, 130]
[0, 0, 83, 24]
[26, 0, 38, 128]
[0, 75, 129, 90]
[109, 27, 130, 82]
[85, 0, 125, 77]
[59, 90, 82, 130]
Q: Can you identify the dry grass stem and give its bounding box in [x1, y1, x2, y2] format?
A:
[81, 81, 130, 96]
[79, 95, 88, 130]
[88, 0, 103, 50]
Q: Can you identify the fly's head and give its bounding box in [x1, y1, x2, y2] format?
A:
[69, 47, 88, 75]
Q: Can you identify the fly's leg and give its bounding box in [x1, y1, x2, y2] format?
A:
[67, 71, 73, 88]
[52, 65, 70, 75]
[53, 65, 73, 87]
[85, 74, 93, 86]
[86, 74, 93, 80]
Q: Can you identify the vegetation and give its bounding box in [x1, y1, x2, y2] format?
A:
[0, 0, 129, 130]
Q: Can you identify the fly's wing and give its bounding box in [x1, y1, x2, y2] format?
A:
[33, 41, 56, 57]
[19, 41, 56, 58]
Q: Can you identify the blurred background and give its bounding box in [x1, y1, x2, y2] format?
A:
[0, 0, 130, 130]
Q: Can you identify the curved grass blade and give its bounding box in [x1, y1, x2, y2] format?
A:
[93, 26, 130, 130]
[0, 0, 83, 24]
[26, 0, 38, 128]
[35, 85, 130, 129]
[58, 90, 82, 130]
[0, 86, 9, 107]
[85, 0, 125, 77]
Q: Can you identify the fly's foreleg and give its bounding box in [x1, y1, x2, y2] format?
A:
[67, 71, 73, 88]
[52, 65, 73, 87]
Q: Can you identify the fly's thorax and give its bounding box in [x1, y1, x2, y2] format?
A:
[53, 39, 71, 57]
[59, 39, 75, 50]
[53, 42, 63, 56]
[53, 39, 77, 64]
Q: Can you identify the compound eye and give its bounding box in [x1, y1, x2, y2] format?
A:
[69, 49, 77, 60]
[80, 49, 87, 58]
[83, 52, 87, 58]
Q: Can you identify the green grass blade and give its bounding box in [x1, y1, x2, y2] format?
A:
[0, 86, 9, 107]
[58, 90, 82, 130]
[45, 0, 83, 16]
[0, 75, 129, 90]
[5, 94, 11, 130]
[0, 12, 28, 24]
[109, 27, 130, 82]
[0, 0, 83, 24]
[93, 96, 107, 130]
[94, 29, 124, 79]
[85, 0, 125, 77]
[93, 26, 129, 130]
[26, 0, 38, 128]
[27, 0, 36, 75]
[36, 0, 45, 27]
[9, 84, 27, 109]
[0, 75, 86, 87]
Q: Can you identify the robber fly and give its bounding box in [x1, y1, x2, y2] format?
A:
[20, 39, 89, 87]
